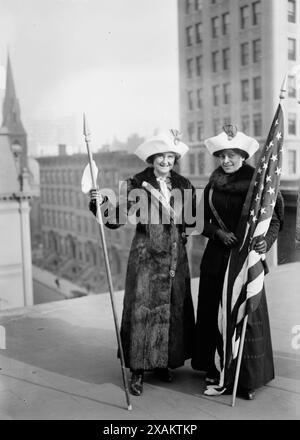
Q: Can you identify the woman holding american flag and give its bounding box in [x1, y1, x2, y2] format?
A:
[192, 124, 284, 400]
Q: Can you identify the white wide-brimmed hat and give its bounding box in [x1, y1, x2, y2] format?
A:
[204, 125, 259, 159]
[135, 129, 189, 162]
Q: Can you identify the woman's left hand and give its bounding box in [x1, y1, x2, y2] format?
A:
[254, 239, 267, 254]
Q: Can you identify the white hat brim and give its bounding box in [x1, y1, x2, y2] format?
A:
[204, 131, 259, 159]
[135, 134, 189, 162]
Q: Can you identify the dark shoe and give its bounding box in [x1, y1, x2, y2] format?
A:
[155, 368, 173, 383]
[222, 386, 233, 395]
[245, 390, 256, 400]
[238, 387, 256, 400]
[130, 372, 144, 396]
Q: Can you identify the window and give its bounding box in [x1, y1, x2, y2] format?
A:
[241, 42, 250, 66]
[240, 5, 250, 29]
[211, 16, 219, 38]
[186, 26, 193, 46]
[195, 0, 202, 11]
[84, 218, 89, 234]
[252, 1, 261, 26]
[212, 85, 220, 106]
[53, 211, 57, 228]
[253, 113, 262, 136]
[75, 191, 80, 207]
[65, 213, 69, 230]
[213, 118, 220, 135]
[241, 79, 250, 101]
[92, 220, 96, 235]
[56, 212, 60, 228]
[78, 242, 83, 260]
[212, 51, 219, 72]
[187, 58, 193, 78]
[195, 22, 202, 43]
[223, 83, 230, 104]
[288, 38, 296, 60]
[288, 0, 296, 23]
[241, 115, 250, 133]
[196, 55, 203, 76]
[187, 91, 194, 111]
[189, 153, 196, 174]
[197, 88, 203, 108]
[253, 39, 261, 62]
[69, 189, 74, 206]
[185, 0, 193, 14]
[197, 121, 204, 141]
[223, 48, 230, 70]
[63, 189, 68, 205]
[198, 152, 205, 174]
[253, 77, 262, 100]
[288, 113, 297, 135]
[187, 122, 195, 142]
[222, 12, 230, 35]
[288, 75, 296, 98]
[288, 150, 296, 174]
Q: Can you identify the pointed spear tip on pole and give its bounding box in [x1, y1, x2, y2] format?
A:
[279, 72, 288, 101]
[83, 112, 91, 137]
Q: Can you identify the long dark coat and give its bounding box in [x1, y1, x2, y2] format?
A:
[90, 167, 195, 371]
[191, 163, 284, 390]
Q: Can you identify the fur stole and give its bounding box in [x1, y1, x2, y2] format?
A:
[209, 164, 254, 195]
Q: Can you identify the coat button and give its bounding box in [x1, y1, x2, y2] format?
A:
[181, 232, 186, 238]
[169, 270, 175, 278]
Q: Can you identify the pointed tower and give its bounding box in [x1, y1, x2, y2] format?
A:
[0, 55, 33, 310]
[1, 54, 28, 171]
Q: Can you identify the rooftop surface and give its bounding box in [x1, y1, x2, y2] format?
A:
[0, 262, 300, 420]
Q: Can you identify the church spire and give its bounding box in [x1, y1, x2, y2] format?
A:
[2, 53, 25, 134]
[0, 53, 28, 171]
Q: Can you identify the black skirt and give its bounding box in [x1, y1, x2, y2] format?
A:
[192, 271, 274, 389]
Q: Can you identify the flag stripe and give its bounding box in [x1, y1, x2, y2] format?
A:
[253, 218, 272, 238]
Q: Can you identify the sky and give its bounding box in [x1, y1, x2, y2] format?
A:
[0, 0, 180, 152]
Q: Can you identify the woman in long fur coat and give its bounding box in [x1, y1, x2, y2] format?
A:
[192, 125, 284, 400]
[89, 130, 196, 396]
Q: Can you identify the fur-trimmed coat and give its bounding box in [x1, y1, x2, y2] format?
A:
[192, 163, 284, 389]
[90, 167, 196, 371]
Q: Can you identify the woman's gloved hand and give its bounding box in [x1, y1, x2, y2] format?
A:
[216, 229, 238, 247]
[254, 239, 267, 254]
[89, 189, 103, 204]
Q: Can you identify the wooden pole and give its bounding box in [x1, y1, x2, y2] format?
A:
[231, 315, 248, 407]
[83, 114, 132, 411]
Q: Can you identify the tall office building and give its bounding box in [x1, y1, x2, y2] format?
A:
[178, 0, 300, 268]
[178, 0, 300, 182]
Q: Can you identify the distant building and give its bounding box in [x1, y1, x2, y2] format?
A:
[178, 0, 300, 270]
[0, 55, 35, 310]
[26, 115, 79, 157]
[36, 149, 144, 293]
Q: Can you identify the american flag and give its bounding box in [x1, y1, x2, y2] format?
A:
[207, 104, 284, 394]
